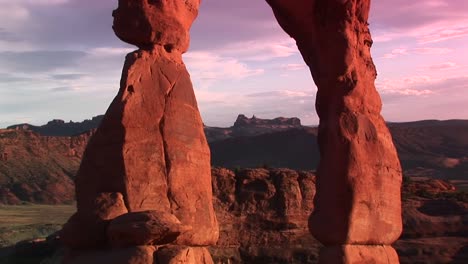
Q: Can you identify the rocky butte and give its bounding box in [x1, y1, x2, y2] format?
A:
[61, 0, 402, 263]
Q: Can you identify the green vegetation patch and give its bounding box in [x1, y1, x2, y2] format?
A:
[0, 205, 75, 247]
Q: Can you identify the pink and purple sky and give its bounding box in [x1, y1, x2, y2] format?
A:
[0, 0, 467, 127]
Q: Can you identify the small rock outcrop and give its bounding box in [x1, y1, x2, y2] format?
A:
[233, 114, 302, 128]
[107, 211, 192, 248]
[211, 168, 320, 263]
[62, 0, 218, 263]
[266, 0, 402, 262]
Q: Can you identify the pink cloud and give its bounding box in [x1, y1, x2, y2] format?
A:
[281, 64, 307, 71]
[183, 51, 264, 89]
[214, 37, 298, 61]
[246, 90, 312, 98]
[418, 27, 468, 44]
[371, 0, 468, 43]
[382, 47, 453, 59]
[424, 62, 458, 71]
[382, 48, 408, 59]
[377, 75, 436, 95]
[377, 74, 468, 100]
[412, 47, 453, 54]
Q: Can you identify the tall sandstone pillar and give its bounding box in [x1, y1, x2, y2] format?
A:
[61, 1, 218, 263]
[266, 0, 402, 263]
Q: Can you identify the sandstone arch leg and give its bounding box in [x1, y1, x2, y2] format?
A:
[265, 0, 403, 263]
[61, 1, 218, 263]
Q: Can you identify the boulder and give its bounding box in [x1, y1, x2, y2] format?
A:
[112, 0, 200, 52]
[156, 246, 214, 264]
[64, 246, 156, 264]
[107, 210, 192, 248]
[61, 192, 128, 249]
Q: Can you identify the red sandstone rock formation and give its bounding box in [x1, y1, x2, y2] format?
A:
[61, 0, 401, 262]
[211, 168, 320, 263]
[265, 0, 402, 262]
[62, 0, 217, 263]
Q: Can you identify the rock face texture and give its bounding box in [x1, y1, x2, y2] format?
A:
[210, 168, 467, 263]
[210, 168, 321, 263]
[62, 0, 217, 263]
[265, 0, 402, 262]
[0, 129, 90, 204]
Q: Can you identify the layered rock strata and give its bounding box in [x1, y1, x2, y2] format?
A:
[265, 0, 403, 263]
[61, 0, 218, 263]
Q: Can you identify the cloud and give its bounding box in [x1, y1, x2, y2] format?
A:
[190, 1, 284, 50]
[412, 47, 453, 55]
[89, 47, 135, 57]
[382, 47, 453, 59]
[216, 38, 298, 61]
[418, 27, 468, 44]
[378, 74, 468, 100]
[50, 86, 78, 92]
[246, 90, 312, 98]
[50, 73, 86, 80]
[383, 48, 408, 59]
[371, 0, 468, 43]
[0, 0, 69, 5]
[424, 62, 459, 71]
[0, 50, 87, 73]
[380, 75, 468, 122]
[281, 63, 307, 71]
[0, 73, 32, 83]
[0, 28, 20, 42]
[0, 4, 29, 28]
[184, 51, 264, 89]
[377, 75, 436, 96]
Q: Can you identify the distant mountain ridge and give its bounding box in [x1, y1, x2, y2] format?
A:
[205, 114, 305, 142]
[1, 114, 467, 203]
[7, 115, 104, 137]
[5, 114, 305, 142]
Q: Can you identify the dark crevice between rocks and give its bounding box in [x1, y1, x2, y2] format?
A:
[159, 69, 181, 211]
[127, 85, 135, 94]
[164, 44, 174, 53]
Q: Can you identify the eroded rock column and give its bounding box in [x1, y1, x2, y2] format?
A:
[61, 0, 218, 263]
[266, 0, 402, 263]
